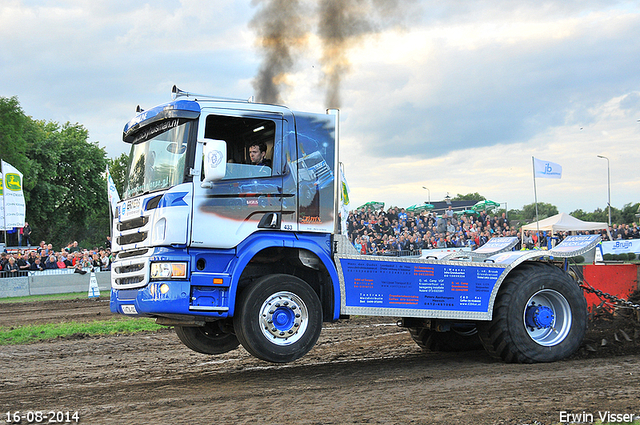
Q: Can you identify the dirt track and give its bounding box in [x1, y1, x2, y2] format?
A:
[1, 298, 640, 425]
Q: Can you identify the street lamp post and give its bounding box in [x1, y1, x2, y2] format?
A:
[597, 155, 611, 226]
[422, 187, 430, 204]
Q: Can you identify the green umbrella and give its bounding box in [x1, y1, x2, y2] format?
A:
[406, 203, 434, 212]
[358, 201, 385, 211]
[471, 200, 500, 211]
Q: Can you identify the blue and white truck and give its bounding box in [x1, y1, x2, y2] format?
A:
[110, 86, 599, 363]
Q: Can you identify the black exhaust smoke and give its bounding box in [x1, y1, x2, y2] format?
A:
[251, 0, 413, 108]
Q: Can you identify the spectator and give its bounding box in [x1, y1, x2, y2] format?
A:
[100, 250, 111, 271]
[81, 253, 92, 268]
[45, 255, 58, 269]
[73, 259, 87, 275]
[436, 216, 447, 234]
[4, 257, 19, 274]
[56, 255, 67, 269]
[22, 222, 32, 247]
[444, 206, 454, 218]
[91, 254, 102, 270]
[16, 252, 30, 271]
[29, 257, 44, 271]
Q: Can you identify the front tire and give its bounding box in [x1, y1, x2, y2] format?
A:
[174, 321, 240, 355]
[478, 263, 587, 363]
[234, 274, 323, 363]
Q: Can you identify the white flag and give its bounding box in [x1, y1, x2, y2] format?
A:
[339, 165, 350, 235]
[1, 161, 26, 229]
[0, 170, 4, 230]
[106, 166, 120, 216]
[533, 157, 562, 179]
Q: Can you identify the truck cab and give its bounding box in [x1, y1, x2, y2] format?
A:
[111, 87, 341, 362]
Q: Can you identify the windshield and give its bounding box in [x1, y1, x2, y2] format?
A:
[123, 119, 194, 199]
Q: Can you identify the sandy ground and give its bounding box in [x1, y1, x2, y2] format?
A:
[1, 297, 639, 425]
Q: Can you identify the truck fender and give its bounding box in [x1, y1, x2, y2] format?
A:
[225, 232, 341, 320]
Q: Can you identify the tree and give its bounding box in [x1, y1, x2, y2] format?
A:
[571, 203, 639, 226]
[570, 208, 608, 223]
[452, 192, 485, 202]
[0, 96, 29, 174]
[25, 120, 108, 248]
[107, 152, 129, 198]
[511, 202, 558, 223]
[617, 203, 640, 225]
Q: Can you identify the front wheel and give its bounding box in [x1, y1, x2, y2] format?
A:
[478, 263, 587, 363]
[234, 274, 323, 363]
[174, 321, 239, 355]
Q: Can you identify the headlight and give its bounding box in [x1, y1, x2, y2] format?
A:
[150, 262, 187, 279]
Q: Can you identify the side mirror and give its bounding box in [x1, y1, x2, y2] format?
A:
[201, 139, 227, 185]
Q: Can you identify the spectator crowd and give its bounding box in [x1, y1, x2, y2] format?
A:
[346, 206, 639, 256]
[0, 240, 112, 277]
[2, 208, 638, 273]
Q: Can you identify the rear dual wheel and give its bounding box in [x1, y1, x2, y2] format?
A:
[478, 263, 587, 363]
[409, 325, 483, 352]
[174, 321, 239, 355]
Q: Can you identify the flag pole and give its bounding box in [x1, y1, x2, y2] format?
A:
[532, 156, 540, 247]
[1, 159, 6, 249]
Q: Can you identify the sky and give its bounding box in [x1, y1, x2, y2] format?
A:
[1, 0, 640, 215]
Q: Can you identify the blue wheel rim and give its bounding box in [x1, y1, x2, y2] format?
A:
[259, 291, 309, 346]
[523, 289, 572, 347]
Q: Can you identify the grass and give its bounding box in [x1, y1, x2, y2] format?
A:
[0, 317, 164, 345]
[0, 292, 91, 304]
[0, 292, 166, 345]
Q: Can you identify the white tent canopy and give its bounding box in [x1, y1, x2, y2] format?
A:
[521, 212, 608, 234]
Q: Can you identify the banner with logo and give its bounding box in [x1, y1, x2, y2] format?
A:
[533, 157, 562, 179]
[601, 239, 640, 255]
[0, 170, 3, 229]
[106, 166, 121, 216]
[1, 161, 26, 230]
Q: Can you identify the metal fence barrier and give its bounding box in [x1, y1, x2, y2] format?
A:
[0, 269, 111, 298]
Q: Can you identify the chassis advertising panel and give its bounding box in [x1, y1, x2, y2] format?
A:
[337, 256, 508, 320]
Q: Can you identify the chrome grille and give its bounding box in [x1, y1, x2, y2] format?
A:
[118, 231, 148, 245]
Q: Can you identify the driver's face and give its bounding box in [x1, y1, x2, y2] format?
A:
[249, 146, 264, 164]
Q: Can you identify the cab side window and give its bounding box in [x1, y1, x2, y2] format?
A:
[204, 115, 275, 180]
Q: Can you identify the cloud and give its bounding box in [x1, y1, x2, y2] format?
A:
[340, 6, 640, 160]
[1, 0, 639, 213]
[0, 0, 256, 154]
[341, 90, 640, 213]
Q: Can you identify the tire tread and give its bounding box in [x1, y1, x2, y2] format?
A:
[477, 262, 587, 363]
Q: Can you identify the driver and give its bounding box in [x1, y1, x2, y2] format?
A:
[249, 142, 271, 167]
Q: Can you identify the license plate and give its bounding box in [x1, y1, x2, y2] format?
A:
[121, 305, 138, 315]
